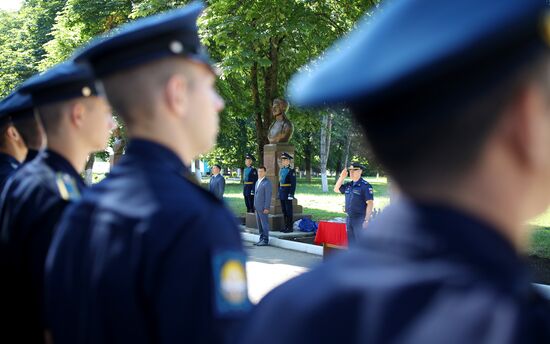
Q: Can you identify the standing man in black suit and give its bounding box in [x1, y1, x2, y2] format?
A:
[209, 164, 225, 200]
[254, 166, 272, 246]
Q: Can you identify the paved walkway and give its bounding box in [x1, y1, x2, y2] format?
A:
[245, 241, 322, 303]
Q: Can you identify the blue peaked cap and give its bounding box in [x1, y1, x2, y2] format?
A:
[74, 2, 212, 77]
[288, 0, 549, 108]
[19, 61, 101, 106]
[0, 90, 34, 121]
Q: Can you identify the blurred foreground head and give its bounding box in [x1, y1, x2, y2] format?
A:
[290, 0, 550, 205]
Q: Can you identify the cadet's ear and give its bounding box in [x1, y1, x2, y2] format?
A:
[5, 125, 21, 142]
[165, 73, 189, 119]
[69, 101, 86, 128]
[502, 80, 550, 169]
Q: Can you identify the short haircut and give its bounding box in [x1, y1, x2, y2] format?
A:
[12, 112, 43, 148]
[258, 166, 266, 171]
[351, 53, 550, 194]
[37, 101, 68, 137]
[213, 164, 221, 170]
[102, 57, 196, 128]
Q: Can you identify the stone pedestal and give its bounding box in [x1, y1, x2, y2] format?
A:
[245, 143, 311, 231]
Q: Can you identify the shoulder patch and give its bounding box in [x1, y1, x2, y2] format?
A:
[212, 251, 251, 316]
[56, 172, 81, 201]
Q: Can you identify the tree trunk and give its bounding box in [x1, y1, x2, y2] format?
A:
[251, 61, 266, 163]
[320, 113, 333, 192]
[252, 36, 284, 164]
[84, 153, 95, 185]
[194, 159, 202, 182]
[304, 135, 312, 183]
[343, 128, 352, 168]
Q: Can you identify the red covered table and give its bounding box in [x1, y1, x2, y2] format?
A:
[315, 221, 348, 257]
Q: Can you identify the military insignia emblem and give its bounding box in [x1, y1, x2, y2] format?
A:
[212, 252, 251, 316]
[56, 173, 81, 201]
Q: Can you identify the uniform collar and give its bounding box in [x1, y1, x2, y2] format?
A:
[24, 149, 40, 164]
[0, 152, 20, 168]
[365, 199, 533, 297]
[42, 149, 85, 187]
[123, 138, 189, 175]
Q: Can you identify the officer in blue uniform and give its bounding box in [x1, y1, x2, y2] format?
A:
[333, 162, 374, 245]
[278, 152, 296, 233]
[0, 90, 45, 166]
[0, 61, 112, 344]
[243, 153, 258, 213]
[45, 4, 251, 344]
[241, 0, 550, 343]
[0, 90, 37, 189]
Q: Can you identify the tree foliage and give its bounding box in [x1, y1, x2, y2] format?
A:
[0, 0, 384, 175]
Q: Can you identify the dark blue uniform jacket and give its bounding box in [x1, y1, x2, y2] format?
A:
[339, 178, 374, 217]
[278, 166, 296, 200]
[45, 139, 250, 344]
[0, 149, 85, 343]
[0, 152, 19, 191]
[243, 166, 258, 196]
[240, 199, 550, 344]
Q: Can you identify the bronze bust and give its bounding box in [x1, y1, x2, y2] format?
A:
[267, 98, 294, 143]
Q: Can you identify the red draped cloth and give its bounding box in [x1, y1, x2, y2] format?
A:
[315, 221, 348, 247]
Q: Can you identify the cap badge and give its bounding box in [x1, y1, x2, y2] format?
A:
[170, 40, 184, 54]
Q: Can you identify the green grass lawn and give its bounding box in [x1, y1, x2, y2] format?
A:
[93, 172, 550, 259]
[213, 176, 550, 259]
[220, 176, 389, 221]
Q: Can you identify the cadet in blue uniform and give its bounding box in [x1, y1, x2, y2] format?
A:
[333, 162, 374, 245]
[45, 4, 251, 344]
[0, 61, 112, 344]
[241, 0, 550, 343]
[243, 153, 258, 213]
[278, 152, 296, 233]
[0, 91, 35, 189]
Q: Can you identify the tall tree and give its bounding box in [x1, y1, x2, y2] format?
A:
[320, 112, 333, 192]
[202, 0, 379, 162]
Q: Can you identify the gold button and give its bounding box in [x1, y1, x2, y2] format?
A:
[82, 86, 92, 97]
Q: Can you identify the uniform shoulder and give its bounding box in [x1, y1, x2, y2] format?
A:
[244, 250, 541, 343]
[7, 159, 58, 195]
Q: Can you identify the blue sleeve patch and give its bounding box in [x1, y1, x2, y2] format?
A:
[56, 173, 81, 201]
[212, 251, 251, 317]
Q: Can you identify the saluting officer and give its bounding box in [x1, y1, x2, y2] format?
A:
[333, 162, 374, 245]
[278, 152, 296, 233]
[0, 61, 112, 344]
[241, 0, 550, 343]
[45, 4, 251, 344]
[243, 153, 258, 213]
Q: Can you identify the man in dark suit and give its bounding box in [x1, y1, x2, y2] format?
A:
[209, 164, 225, 200]
[254, 166, 272, 246]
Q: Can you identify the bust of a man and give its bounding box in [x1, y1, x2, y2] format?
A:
[267, 98, 294, 143]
